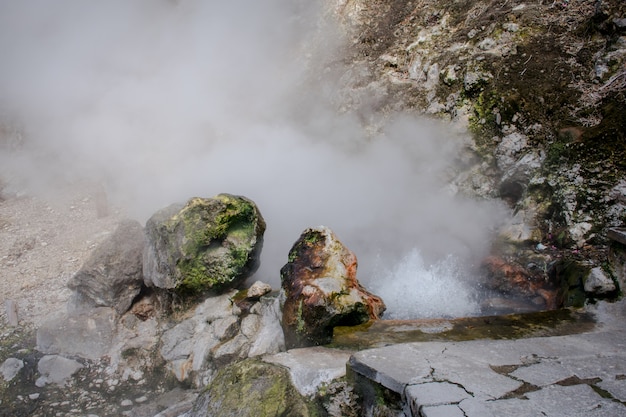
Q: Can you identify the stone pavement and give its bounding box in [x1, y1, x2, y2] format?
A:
[347, 300, 626, 417]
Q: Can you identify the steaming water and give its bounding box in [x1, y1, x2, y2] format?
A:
[0, 0, 508, 319]
[370, 249, 481, 320]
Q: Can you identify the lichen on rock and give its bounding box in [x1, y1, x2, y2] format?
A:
[143, 194, 265, 296]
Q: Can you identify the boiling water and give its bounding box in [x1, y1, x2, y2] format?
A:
[369, 249, 481, 320]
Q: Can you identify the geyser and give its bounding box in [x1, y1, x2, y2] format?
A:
[0, 0, 507, 319]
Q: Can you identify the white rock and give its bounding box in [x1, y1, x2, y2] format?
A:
[121, 399, 133, 407]
[36, 355, 83, 387]
[584, 267, 616, 295]
[478, 37, 497, 50]
[444, 65, 458, 84]
[248, 297, 285, 357]
[211, 315, 239, 341]
[264, 347, 352, 397]
[495, 131, 529, 171]
[503, 22, 519, 32]
[569, 221, 592, 247]
[247, 281, 272, 299]
[240, 314, 262, 339]
[1, 358, 24, 382]
[194, 291, 238, 321]
[160, 319, 196, 361]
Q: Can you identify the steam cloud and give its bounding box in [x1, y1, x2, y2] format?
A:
[0, 0, 506, 318]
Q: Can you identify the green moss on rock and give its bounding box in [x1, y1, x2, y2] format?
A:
[189, 359, 317, 417]
[144, 194, 265, 297]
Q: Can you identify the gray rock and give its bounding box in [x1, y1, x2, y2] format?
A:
[143, 194, 265, 295]
[0, 357, 24, 381]
[495, 131, 529, 172]
[463, 69, 492, 92]
[36, 307, 117, 360]
[68, 219, 145, 314]
[246, 280, 272, 299]
[35, 355, 83, 387]
[263, 347, 352, 397]
[247, 296, 285, 357]
[211, 315, 239, 341]
[212, 333, 250, 363]
[584, 267, 616, 295]
[157, 291, 284, 386]
[608, 227, 626, 245]
[160, 320, 197, 362]
[194, 291, 239, 322]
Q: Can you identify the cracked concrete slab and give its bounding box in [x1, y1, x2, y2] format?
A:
[349, 331, 626, 416]
[522, 384, 626, 417]
[597, 378, 626, 402]
[420, 404, 465, 417]
[405, 381, 470, 407]
[509, 361, 575, 386]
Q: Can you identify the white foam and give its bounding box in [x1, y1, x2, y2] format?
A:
[370, 249, 480, 319]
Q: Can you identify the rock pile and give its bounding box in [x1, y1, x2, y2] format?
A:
[6, 195, 385, 416]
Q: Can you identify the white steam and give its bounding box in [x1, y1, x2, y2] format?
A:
[0, 0, 506, 318]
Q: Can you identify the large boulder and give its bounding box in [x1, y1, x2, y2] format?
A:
[67, 219, 145, 314]
[280, 226, 385, 348]
[186, 359, 314, 417]
[143, 194, 265, 295]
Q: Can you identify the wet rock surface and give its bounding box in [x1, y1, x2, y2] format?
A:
[280, 226, 385, 348]
[348, 299, 626, 417]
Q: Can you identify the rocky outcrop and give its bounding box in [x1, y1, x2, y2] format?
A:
[143, 194, 265, 296]
[280, 226, 385, 348]
[158, 289, 284, 387]
[67, 219, 145, 314]
[333, 0, 626, 268]
[480, 255, 560, 311]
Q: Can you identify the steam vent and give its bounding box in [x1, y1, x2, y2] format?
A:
[143, 194, 265, 296]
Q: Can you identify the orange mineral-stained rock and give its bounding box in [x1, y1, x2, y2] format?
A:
[280, 226, 385, 348]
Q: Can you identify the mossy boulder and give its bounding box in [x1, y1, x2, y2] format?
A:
[143, 194, 265, 296]
[187, 359, 313, 417]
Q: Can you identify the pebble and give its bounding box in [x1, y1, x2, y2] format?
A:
[121, 399, 133, 407]
[29, 393, 40, 400]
